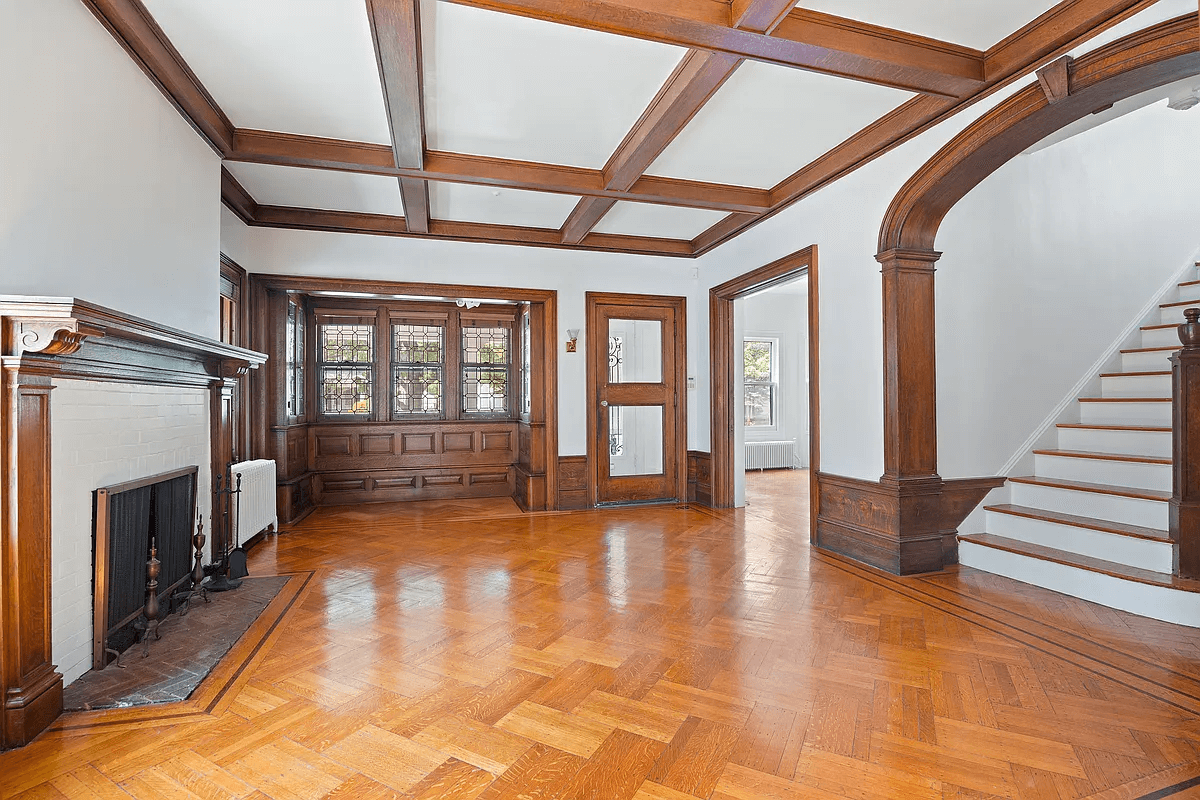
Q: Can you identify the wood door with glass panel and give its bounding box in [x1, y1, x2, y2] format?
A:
[587, 293, 686, 505]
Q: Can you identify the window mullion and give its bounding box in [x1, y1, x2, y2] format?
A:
[447, 310, 463, 420]
[374, 306, 388, 423]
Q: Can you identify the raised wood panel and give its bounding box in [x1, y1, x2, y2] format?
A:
[314, 466, 516, 504]
[557, 455, 589, 510]
[310, 422, 519, 472]
[815, 472, 1003, 574]
[687, 450, 713, 507]
[285, 426, 309, 478]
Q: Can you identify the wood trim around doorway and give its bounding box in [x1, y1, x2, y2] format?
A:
[709, 246, 819, 538]
[585, 292, 688, 508]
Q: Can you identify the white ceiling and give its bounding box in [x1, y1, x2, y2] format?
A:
[142, 0, 392, 143]
[225, 162, 407, 216]
[794, 0, 1062, 50]
[428, 182, 580, 229]
[593, 202, 729, 241]
[422, 2, 687, 169]
[646, 60, 912, 189]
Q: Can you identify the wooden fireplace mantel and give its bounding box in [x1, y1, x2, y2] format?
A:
[0, 296, 266, 750]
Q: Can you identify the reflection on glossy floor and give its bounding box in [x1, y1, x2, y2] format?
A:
[5, 475, 1200, 799]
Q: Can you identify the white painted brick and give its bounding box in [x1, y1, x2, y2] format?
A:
[51, 379, 212, 687]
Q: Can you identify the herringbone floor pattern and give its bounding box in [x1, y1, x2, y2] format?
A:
[4, 471, 1200, 799]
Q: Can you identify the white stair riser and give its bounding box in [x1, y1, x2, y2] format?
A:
[1100, 374, 1171, 398]
[984, 511, 1173, 573]
[1034, 453, 1171, 492]
[959, 542, 1200, 627]
[1141, 327, 1181, 348]
[1177, 286, 1200, 304]
[1160, 305, 1199, 325]
[1079, 400, 1171, 425]
[1009, 482, 1168, 529]
[1056, 427, 1171, 458]
[1122, 350, 1177, 372]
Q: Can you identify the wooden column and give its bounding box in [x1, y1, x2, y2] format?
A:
[813, 248, 1003, 574]
[1171, 308, 1200, 578]
[0, 362, 63, 749]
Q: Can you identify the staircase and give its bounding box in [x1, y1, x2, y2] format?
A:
[959, 266, 1200, 627]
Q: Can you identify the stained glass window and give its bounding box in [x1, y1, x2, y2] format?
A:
[319, 323, 373, 415]
[392, 324, 443, 417]
[462, 326, 510, 414]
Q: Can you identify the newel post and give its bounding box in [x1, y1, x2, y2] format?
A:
[1171, 308, 1200, 578]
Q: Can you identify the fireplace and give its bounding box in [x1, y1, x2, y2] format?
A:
[92, 466, 198, 669]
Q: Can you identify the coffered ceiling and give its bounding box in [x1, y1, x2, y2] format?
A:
[84, 0, 1180, 257]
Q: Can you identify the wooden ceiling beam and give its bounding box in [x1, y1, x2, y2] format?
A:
[220, 167, 258, 224]
[441, 0, 984, 97]
[691, 0, 1161, 255]
[366, 0, 430, 233]
[561, 50, 740, 244]
[248, 206, 695, 257]
[80, 0, 234, 154]
[229, 130, 771, 213]
[730, 0, 795, 34]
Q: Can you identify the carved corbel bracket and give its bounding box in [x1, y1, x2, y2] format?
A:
[1036, 56, 1074, 105]
[5, 317, 104, 357]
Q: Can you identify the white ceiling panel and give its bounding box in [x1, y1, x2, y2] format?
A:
[794, 0, 1060, 50]
[593, 202, 728, 241]
[429, 183, 580, 229]
[422, 2, 686, 169]
[647, 60, 911, 189]
[142, 0, 392, 143]
[226, 163, 406, 216]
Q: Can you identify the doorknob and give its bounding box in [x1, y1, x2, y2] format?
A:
[600, 400, 608, 407]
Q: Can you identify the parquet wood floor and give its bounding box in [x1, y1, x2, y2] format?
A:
[5, 471, 1200, 799]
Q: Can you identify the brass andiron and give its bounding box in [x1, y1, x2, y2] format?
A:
[141, 537, 162, 657]
[176, 513, 211, 613]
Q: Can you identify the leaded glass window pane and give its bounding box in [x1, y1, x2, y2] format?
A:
[392, 324, 444, 417]
[321, 367, 372, 415]
[462, 326, 510, 415]
[319, 323, 374, 416]
[521, 314, 531, 416]
[463, 367, 508, 413]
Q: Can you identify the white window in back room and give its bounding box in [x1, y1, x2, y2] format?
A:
[743, 338, 777, 428]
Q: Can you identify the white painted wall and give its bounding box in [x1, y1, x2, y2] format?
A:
[741, 285, 809, 454]
[0, 0, 221, 340]
[51, 381, 212, 686]
[936, 96, 1200, 479]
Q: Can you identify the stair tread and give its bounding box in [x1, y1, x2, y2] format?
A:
[1142, 322, 1181, 330]
[1179, 278, 1200, 287]
[1078, 396, 1170, 402]
[1009, 475, 1171, 502]
[1056, 423, 1170, 432]
[1120, 345, 1181, 353]
[985, 504, 1171, 543]
[959, 533, 1200, 593]
[1032, 448, 1170, 465]
[1160, 298, 1200, 309]
[1099, 370, 1170, 378]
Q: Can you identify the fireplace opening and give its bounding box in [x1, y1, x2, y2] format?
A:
[92, 466, 198, 670]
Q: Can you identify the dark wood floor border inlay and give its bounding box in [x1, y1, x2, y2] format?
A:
[813, 550, 1200, 717]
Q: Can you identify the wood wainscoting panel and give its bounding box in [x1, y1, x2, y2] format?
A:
[277, 474, 315, 526]
[815, 472, 1004, 574]
[558, 456, 589, 510]
[687, 451, 713, 506]
[313, 466, 516, 504]
[310, 422, 519, 472]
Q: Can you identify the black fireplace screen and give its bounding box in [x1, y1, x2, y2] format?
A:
[92, 467, 197, 669]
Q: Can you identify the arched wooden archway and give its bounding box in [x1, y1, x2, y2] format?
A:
[816, 13, 1200, 575]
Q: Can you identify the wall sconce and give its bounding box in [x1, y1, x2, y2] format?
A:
[455, 299, 481, 309]
[566, 329, 579, 353]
